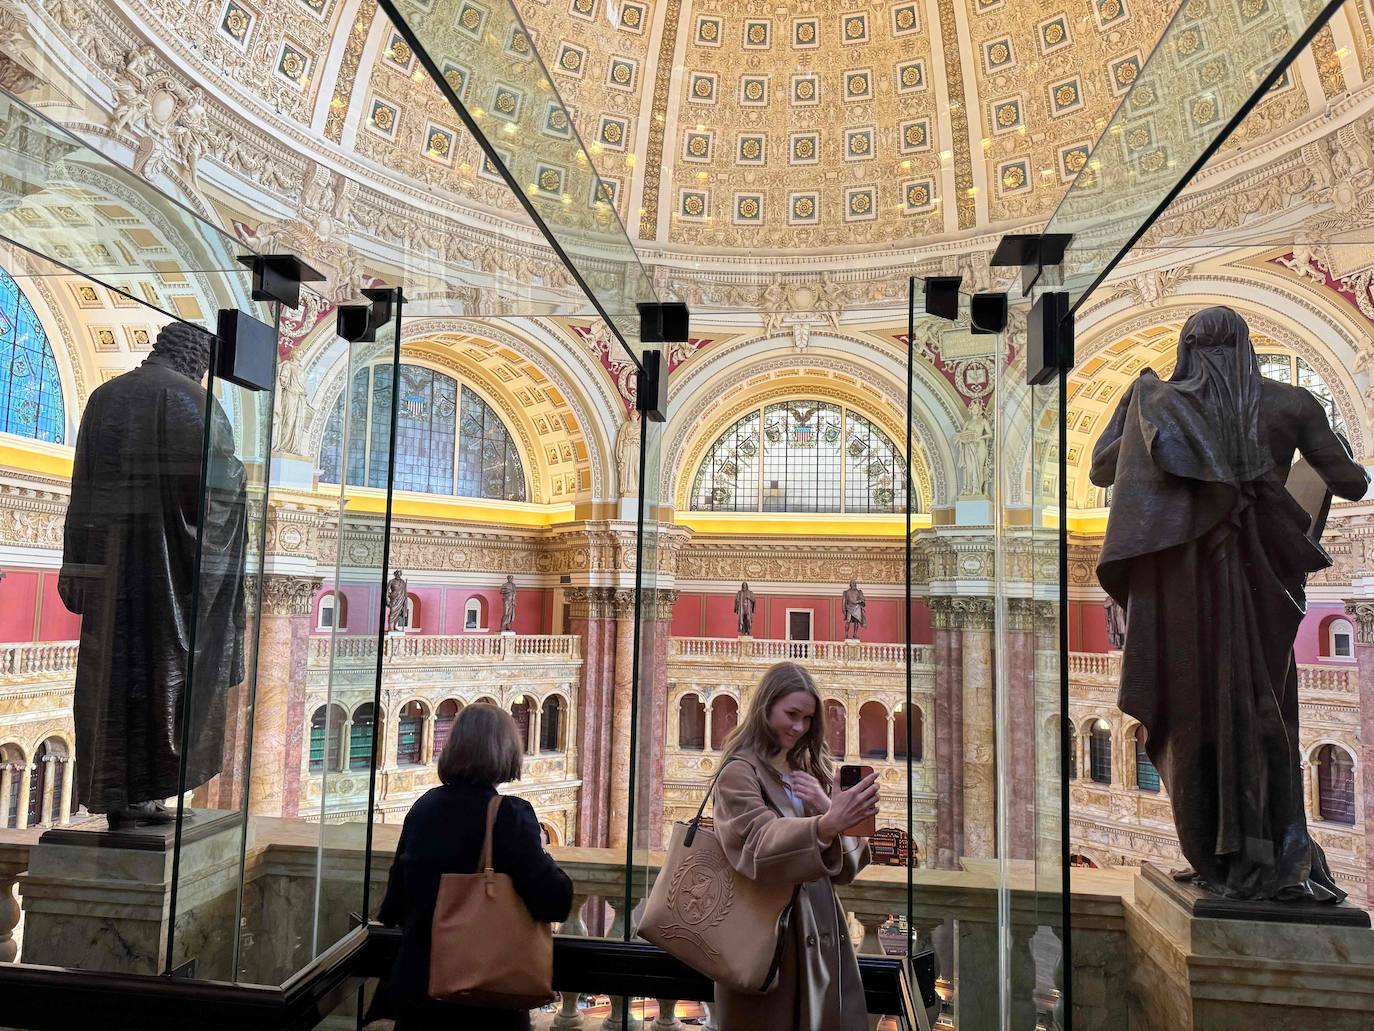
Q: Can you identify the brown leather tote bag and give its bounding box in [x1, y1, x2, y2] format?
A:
[428, 795, 556, 1009]
[640, 757, 799, 994]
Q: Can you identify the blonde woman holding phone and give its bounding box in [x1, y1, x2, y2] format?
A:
[712, 661, 879, 1030]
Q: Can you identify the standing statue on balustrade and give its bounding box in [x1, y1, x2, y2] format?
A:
[1091, 306, 1368, 903]
[500, 574, 518, 632]
[842, 581, 868, 640]
[386, 569, 408, 633]
[734, 582, 757, 637]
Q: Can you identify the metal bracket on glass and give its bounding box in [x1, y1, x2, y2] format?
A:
[970, 293, 1008, 336]
[214, 308, 277, 391]
[1026, 290, 1074, 386]
[636, 301, 690, 344]
[337, 287, 404, 343]
[636, 349, 668, 423]
[236, 254, 326, 310]
[990, 232, 1072, 295]
[921, 276, 962, 320]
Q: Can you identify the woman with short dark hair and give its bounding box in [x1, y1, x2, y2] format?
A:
[378, 702, 573, 1031]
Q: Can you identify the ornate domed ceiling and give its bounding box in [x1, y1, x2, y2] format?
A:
[7, 0, 1370, 292]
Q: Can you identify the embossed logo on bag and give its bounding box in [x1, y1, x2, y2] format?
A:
[660, 845, 734, 958]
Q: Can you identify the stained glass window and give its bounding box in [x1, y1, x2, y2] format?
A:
[319, 363, 526, 501]
[690, 400, 905, 513]
[0, 265, 65, 444]
[1257, 352, 1346, 434]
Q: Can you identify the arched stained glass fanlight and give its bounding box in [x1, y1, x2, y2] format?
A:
[319, 363, 526, 501]
[0, 266, 65, 444]
[690, 400, 905, 513]
[1256, 352, 1346, 434]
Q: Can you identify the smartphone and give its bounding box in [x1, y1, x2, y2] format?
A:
[838, 764, 876, 837]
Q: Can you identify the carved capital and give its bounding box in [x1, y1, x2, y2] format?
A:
[256, 574, 323, 616]
[928, 595, 995, 631]
[1006, 597, 1056, 632]
[1344, 600, 1374, 646]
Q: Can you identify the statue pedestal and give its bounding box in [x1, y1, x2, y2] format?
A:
[17, 809, 242, 976]
[1125, 862, 1374, 1029]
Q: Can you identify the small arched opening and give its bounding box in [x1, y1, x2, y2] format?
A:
[710, 695, 738, 750]
[678, 694, 706, 750]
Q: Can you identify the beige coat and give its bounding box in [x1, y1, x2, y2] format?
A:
[711, 751, 870, 1031]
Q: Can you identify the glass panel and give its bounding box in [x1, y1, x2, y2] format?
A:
[377, 0, 659, 350]
[1044, 0, 1344, 305]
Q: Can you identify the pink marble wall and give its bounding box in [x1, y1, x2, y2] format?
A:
[1295, 605, 1355, 664]
[672, 590, 931, 643]
[1354, 634, 1374, 913]
[1004, 629, 1037, 860]
[933, 627, 963, 869]
[0, 569, 39, 641]
[572, 614, 616, 848]
[1068, 600, 1111, 652]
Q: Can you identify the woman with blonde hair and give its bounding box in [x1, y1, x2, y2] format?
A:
[712, 661, 879, 1030]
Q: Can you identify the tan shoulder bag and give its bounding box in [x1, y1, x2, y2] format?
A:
[428, 795, 556, 1009]
[640, 757, 799, 994]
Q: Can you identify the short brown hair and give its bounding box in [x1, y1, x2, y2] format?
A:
[437, 702, 525, 786]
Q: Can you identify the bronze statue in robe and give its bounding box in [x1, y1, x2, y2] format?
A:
[842, 580, 867, 640]
[734, 582, 756, 637]
[1091, 307, 1367, 902]
[60, 323, 247, 827]
[500, 574, 517, 632]
[386, 569, 408, 633]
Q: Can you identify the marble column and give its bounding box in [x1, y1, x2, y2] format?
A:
[1003, 599, 1042, 861]
[0, 763, 13, 827]
[608, 591, 638, 852]
[39, 756, 56, 826]
[930, 599, 963, 869]
[248, 575, 321, 818]
[957, 598, 996, 861]
[1343, 599, 1374, 903]
[58, 758, 74, 825]
[15, 764, 30, 830]
[570, 587, 624, 849]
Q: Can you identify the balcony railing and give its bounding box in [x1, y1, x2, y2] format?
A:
[669, 636, 932, 667]
[0, 642, 79, 679]
[1067, 650, 1359, 694]
[307, 633, 582, 666]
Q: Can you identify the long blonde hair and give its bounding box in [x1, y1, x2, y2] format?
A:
[721, 661, 834, 788]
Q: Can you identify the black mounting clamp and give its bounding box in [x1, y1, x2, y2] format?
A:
[337, 287, 405, 343]
[634, 302, 688, 423]
[991, 233, 1075, 385]
[921, 275, 1007, 335]
[236, 254, 327, 310]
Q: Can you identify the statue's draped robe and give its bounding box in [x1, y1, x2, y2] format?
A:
[1091, 308, 1367, 902]
[60, 355, 247, 813]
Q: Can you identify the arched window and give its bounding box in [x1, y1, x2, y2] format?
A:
[0, 265, 65, 443]
[824, 699, 847, 758]
[40, 738, 70, 824]
[678, 694, 706, 750]
[404, 594, 421, 632]
[510, 696, 535, 754]
[310, 704, 345, 772]
[1325, 617, 1355, 661]
[540, 696, 565, 753]
[397, 701, 427, 766]
[859, 701, 889, 760]
[434, 699, 461, 756]
[475, 695, 497, 706]
[350, 703, 376, 771]
[1068, 723, 1078, 780]
[710, 695, 738, 750]
[317, 591, 347, 632]
[893, 703, 922, 762]
[1089, 719, 1112, 785]
[27, 742, 48, 827]
[1256, 352, 1346, 433]
[464, 597, 486, 631]
[690, 401, 906, 513]
[319, 364, 527, 501]
[1, 744, 26, 829]
[1069, 853, 1098, 869]
[1315, 744, 1356, 824]
[1134, 725, 1159, 792]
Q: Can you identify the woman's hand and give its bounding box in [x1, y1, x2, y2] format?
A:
[817, 772, 879, 844]
[790, 771, 830, 814]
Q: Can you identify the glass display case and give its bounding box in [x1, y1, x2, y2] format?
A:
[0, 0, 1356, 1027]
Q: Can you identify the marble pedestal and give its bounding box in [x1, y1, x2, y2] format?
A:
[17, 809, 242, 977]
[1125, 862, 1374, 1030]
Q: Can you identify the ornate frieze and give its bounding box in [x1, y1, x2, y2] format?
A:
[677, 537, 901, 586]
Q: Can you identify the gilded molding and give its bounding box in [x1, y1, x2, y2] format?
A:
[936, 0, 975, 231]
[638, 0, 681, 241]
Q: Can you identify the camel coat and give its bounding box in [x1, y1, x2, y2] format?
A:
[711, 751, 870, 1031]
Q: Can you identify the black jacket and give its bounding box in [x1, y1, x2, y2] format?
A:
[377, 782, 574, 1029]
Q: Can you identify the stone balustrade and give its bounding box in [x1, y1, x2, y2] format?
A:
[670, 636, 932, 668]
[0, 642, 79, 679]
[1068, 649, 1356, 694]
[306, 633, 582, 666]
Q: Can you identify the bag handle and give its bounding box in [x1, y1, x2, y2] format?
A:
[480, 794, 502, 896]
[684, 755, 749, 847]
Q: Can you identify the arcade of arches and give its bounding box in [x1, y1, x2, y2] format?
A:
[3, 0, 1374, 1024]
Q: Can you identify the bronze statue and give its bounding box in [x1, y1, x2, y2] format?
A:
[386, 569, 408, 632]
[1103, 597, 1126, 650]
[500, 574, 517, 632]
[842, 580, 867, 640]
[59, 322, 247, 829]
[734, 582, 756, 637]
[1091, 306, 1368, 902]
